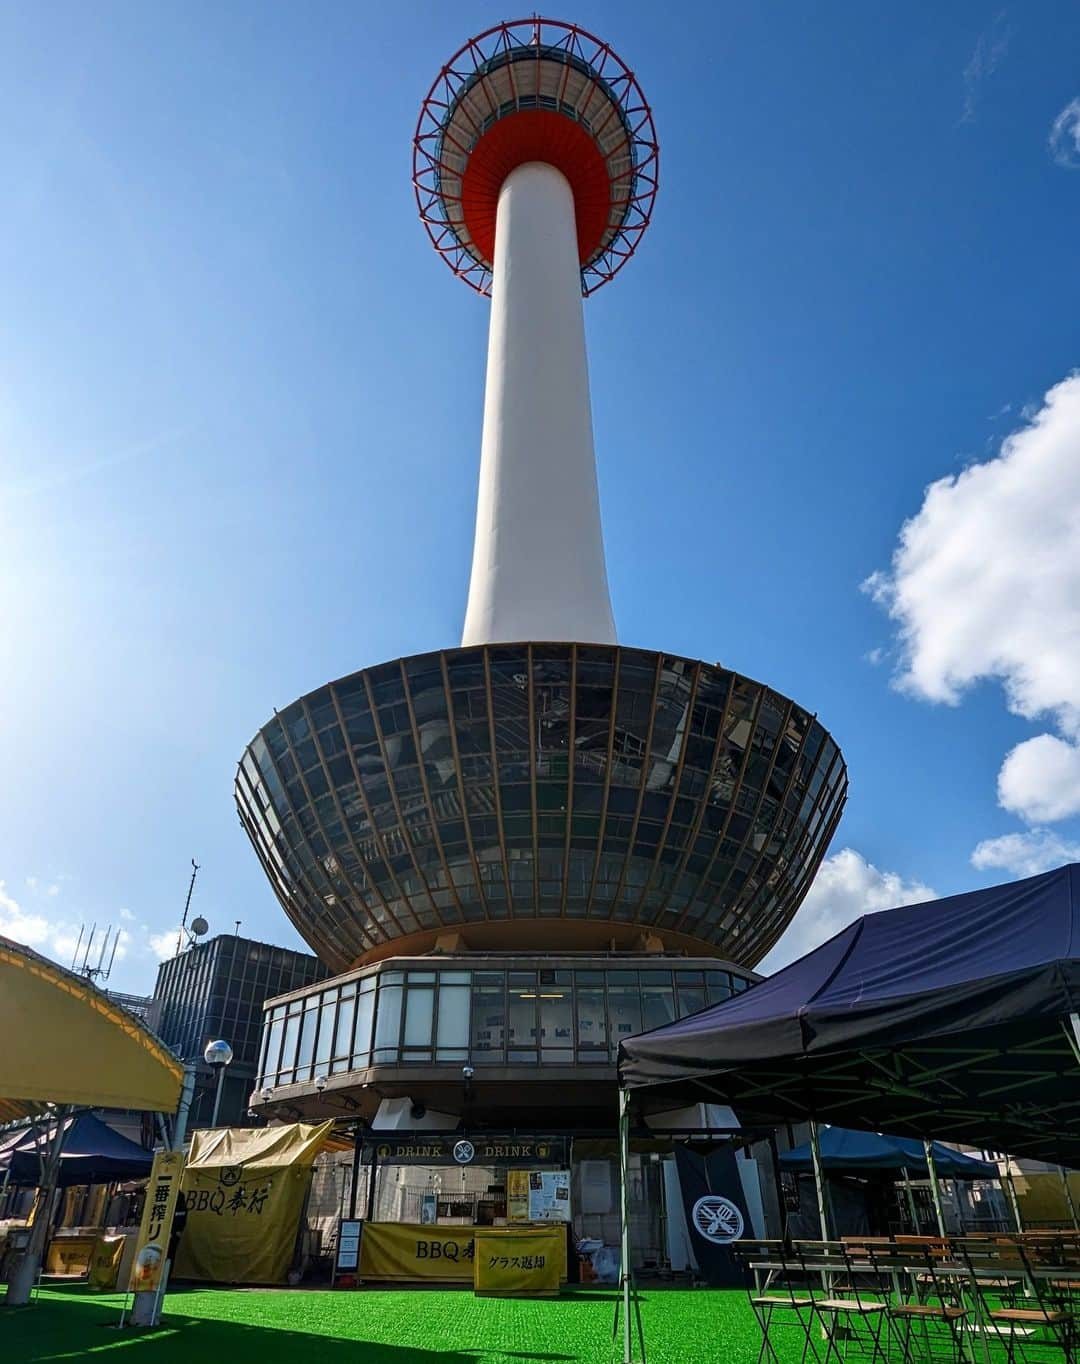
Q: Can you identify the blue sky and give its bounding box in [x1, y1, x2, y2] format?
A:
[3, 1, 1080, 991]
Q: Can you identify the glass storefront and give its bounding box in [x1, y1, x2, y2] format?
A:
[259, 962, 751, 1088]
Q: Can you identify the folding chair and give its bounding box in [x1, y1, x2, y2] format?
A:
[875, 1242, 970, 1364]
[957, 1237, 1074, 1364]
[736, 1239, 823, 1364]
[795, 1240, 890, 1364]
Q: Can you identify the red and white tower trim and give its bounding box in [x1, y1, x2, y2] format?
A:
[413, 18, 659, 648]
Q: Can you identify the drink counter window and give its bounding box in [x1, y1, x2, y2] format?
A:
[260, 965, 749, 1087]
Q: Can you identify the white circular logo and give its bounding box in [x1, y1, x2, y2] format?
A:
[453, 1139, 475, 1165]
[692, 1195, 744, 1244]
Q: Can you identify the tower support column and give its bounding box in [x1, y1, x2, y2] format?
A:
[462, 160, 616, 647]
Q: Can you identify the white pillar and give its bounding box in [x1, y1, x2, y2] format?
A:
[462, 161, 617, 648]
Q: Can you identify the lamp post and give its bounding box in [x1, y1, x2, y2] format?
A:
[204, 1039, 233, 1128]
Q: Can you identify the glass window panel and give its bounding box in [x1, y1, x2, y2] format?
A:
[314, 999, 335, 1073]
[540, 985, 573, 1062]
[508, 971, 537, 1062]
[676, 986, 707, 1018]
[295, 1002, 319, 1079]
[575, 987, 607, 1062]
[705, 972, 732, 1005]
[352, 988, 374, 1068]
[261, 1016, 284, 1085]
[373, 984, 403, 1062]
[278, 1011, 301, 1080]
[641, 980, 676, 1032]
[607, 973, 642, 1046]
[436, 984, 470, 1060]
[403, 987, 434, 1049]
[471, 978, 505, 1061]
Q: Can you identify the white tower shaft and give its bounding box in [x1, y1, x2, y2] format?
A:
[461, 161, 617, 647]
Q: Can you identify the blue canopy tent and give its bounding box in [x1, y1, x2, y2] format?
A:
[618, 865, 1080, 1167]
[0, 1112, 154, 1188]
[779, 1127, 997, 1180]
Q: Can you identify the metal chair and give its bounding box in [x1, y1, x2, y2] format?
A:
[795, 1240, 890, 1364]
[957, 1237, 1075, 1364]
[736, 1239, 824, 1364]
[873, 1242, 970, 1364]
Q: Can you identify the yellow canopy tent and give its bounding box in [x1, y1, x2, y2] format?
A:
[0, 935, 184, 1307]
[0, 936, 184, 1117]
[175, 1120, 334, 1285]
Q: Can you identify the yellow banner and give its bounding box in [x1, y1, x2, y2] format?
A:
[359, 1223, 567, 1284]
[88, 1235, 125, 1291]
[131, 1150, 185, 1294]
[474, 1228, 563, 1296]
[174, 1164, 310, 1285]
[174, 1120, 333, 1286]
[360, 1223, 476, 1281]
[507, 1170, 530, 1223]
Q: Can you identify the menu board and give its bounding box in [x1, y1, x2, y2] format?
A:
[506, 1169, 570, 1222]
[336, 1218, 362, 1272]
[527, 1170, 571, 1222]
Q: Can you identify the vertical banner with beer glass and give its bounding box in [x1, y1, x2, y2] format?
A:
[131, 1150, 186, 1295]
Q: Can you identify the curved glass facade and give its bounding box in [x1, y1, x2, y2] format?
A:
[258, 960, 755, 1088]
[236, 644, 847, 973]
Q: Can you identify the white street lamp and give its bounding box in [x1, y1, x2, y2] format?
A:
[204, 1039, 234, 1128]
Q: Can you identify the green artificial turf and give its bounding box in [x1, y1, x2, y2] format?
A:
[3, 1283, 774, 1364]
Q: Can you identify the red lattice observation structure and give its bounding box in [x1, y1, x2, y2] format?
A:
[413, 17, 659, 296]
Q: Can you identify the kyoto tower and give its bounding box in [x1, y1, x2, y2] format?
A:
[238, 19, 847, 1109]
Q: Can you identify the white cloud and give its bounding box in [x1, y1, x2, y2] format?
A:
[960, 11, 1012, 125]
[997, 733, 1080, 823]
[972, 828, 1080, 878]
[867, 373, 1080, 736]
[759, 848, 936, 973]
[0, 877, 167, 981]
[46, 882, 60, 897]
[0, 879, 73, 959]
[1050, 98, 1080, 169]
[149, 927, 182, 961]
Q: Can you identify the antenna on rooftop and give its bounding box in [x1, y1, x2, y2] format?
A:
[71, 922, 120, 983]
[175, 858, 201, 956]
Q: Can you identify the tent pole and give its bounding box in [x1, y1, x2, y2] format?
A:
[171, 1065, 197, 1150]
[1001, 1159, 1023, 1232]
[5, 1104, 71, 1307]
[924, 1140, 947, 1236]
[366, 1144, 379, 1223]
[1059, 1167, 1079, 1231]
[618, 1087, 633, 1364]
[809, 1121, 832, 1241]
[901, 1166, 920, 1233]
[767, 1130, 789, 1241]
[349, 1123, 363, 1221]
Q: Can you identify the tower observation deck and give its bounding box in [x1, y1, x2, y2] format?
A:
[236, 18, 847, 977]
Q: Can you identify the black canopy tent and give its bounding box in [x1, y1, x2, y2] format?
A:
[0, 1113, 154, 1188]
[619, 864, 1080, 1166]
[612, 864, 1080, 1361]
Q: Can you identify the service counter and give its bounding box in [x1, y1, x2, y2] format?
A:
[358, 1222, 567, 1287]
